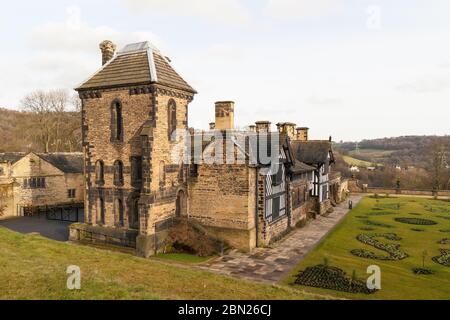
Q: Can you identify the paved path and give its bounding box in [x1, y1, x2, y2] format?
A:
[198, 195, 363, 283]
[0, 216, 72, 242]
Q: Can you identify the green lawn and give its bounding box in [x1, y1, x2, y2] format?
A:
[0, 227, 322, 300]
[284, 196, 450, 300]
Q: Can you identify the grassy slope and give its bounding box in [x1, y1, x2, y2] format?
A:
[0, 228, 321, 300]
[283, 197, 450, 300]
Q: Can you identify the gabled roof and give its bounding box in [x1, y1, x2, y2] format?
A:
[291, 140, 334, 166]
[76, 41, 196, 93]
[0, 152, 83, 174]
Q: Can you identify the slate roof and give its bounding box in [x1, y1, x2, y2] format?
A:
[291, 140, 334, 165]
[0, 152, 83, 174]
[0, 152, 26, 164]
[37, 153, 83, 174]
[76, 41, 196, 93]
[291, 160, 315, 174]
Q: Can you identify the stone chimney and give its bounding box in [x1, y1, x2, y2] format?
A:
[209, 122, 216, 130]
[248, 125, 256, 133]
[276, 122, 296, 140]
[296, 127, 309, 141]
[255, 121, 271, 133]
[99, 40, 117, 65]
[215, 101, 234, 130]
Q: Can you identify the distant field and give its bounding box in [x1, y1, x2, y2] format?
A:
[284, 197, 450, 300]
[0, 227, 321, 300]
[349, 149, 395, 158]
[342, 155, 378, 167]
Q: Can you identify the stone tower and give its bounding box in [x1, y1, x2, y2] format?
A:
[74, 41, 196, 257]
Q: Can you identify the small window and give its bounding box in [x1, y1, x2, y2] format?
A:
[23, 178, 29, 189]
[168, 99, 177, 141]
[98, 197, 105, 225]
[68, 189, 76, 199]
[95, 160, 105, 185]
[116, 198, 124, 227]
[111, 100, 124, 141]
[159, 161, 166, 188]
[114, 160, 124, 186]
[131, 156, 142, 187]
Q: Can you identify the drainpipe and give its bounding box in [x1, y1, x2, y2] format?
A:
[254, 167, 259, 248]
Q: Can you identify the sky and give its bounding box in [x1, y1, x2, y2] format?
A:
[0, 0, 449, 142]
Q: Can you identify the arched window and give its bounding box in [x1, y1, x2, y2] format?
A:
[168, 99, 177, 141]
[95, 160, 104, 185]
[113, 160, 124, 186]
[97, 197, 105, 225]
[116, 198, 124, 227]
[111, 100, 123, 141]
[159, 161, 166, 188]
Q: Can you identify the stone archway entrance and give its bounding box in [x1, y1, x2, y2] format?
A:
[175, 190, 187, 217]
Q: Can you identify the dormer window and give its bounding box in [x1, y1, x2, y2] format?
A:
[111, 100, 123, 142]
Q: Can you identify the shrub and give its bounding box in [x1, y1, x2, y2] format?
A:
[411, 228, 425, 232]
[368, 211, 397, 216]
[350, 233, 408, 261]
[394, 218, 437, 226]
[294, 264, 377, 294]
[440, 229, 450, 233]
[438, 238, 450, 245]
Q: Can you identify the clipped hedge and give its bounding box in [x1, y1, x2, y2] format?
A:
[368, 211, 397, 216]
[394, 218, 437, 226]
[351, 233, 408, 261]
[294, 264, 377, 295]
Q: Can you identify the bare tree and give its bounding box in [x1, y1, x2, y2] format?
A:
[428, 138, 450, 194]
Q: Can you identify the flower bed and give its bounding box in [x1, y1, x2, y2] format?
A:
[432, 249, 450, 267]
[361, 220, 394, 228]
[394, 218, 437, 226]
[294, 264, 377, 294]
[350, 233, 408, 261]
[412, 268, 434, 275]
[438, 238, 450, 245]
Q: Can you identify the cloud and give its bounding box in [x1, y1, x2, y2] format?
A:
[264, 0, 340, 20]
[396, 76, 450, 93]
[121, 0, 250, 24]
[30, 6, 163, 53]
[306, 95, 343, 106]
[0, 5, 165, 108]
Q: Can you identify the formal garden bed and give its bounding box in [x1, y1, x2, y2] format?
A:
[285, 196, 450, 299]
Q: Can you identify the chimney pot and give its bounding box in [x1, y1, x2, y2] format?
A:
[215, 101, 235, 130]
[255, 121, 271, 133]
[99, 40, 117, 65]
[296, 127, 309, 141]
[276, 122, 296, 139]
[209, 122, 216, 130]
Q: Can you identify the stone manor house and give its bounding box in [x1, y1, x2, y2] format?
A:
[0, 152, 84, 220]
[70, 40, 346, 257]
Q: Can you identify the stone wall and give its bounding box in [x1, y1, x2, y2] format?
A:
[188, 164, 257, 251]
[365, 187, 450, 197]
[0, 183, 14, 219]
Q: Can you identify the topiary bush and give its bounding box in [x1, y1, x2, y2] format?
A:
[294, 264, 377, 294]
[432, 249, 450, 267]
[350, 233, 408, 261]
[394, 218, 437, 226]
